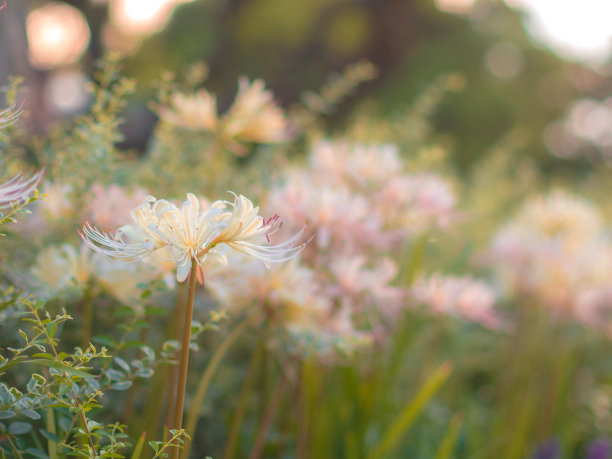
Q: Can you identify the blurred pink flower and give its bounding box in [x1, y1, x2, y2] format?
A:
[376, 174, 457, 234]
[411, 274, 502, 329]
[575, 287, 612, 335]
[87, 184, 148, 230]
[309, 140, 402, 189]
[487, 191, 612, 315]
[266, 173, 387, 252]
[329, 255, 405, 318]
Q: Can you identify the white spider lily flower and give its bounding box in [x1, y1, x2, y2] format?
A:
[0, 104, 24, 130]
[224, 77, 288, 145]
[80, 192, 307, 283]
[0, 170, 44, 210]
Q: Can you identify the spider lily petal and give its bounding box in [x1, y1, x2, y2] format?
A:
[0, 103, 24, 130]
[0, 170, 44, 210]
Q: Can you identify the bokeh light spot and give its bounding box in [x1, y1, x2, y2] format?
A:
[44, 69, 90, 115]
[484, 42, 524, 80]
[26, 2, 90, 70]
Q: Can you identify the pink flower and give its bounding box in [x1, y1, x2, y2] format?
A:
[86, 184, 148, 230]
[329, 255, 405, 318]
[411, 274, 502, 329]
[376, 174, 457, 234]
[266, 173, 388, 252]
[487, 191, 612, 315]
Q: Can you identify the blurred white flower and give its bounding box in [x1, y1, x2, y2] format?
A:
[31, 244, 94, 296]
[161, 77, 289, 156]
[224, 77, 289, 146]
[161, 90, 218, 131]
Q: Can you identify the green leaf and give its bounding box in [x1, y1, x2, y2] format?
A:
[130, 432, 146, 459]
[93, 335, 116, 347]
[24, 448, 49, 459]
[8, 421, 32, 435]
[58, 416, 72, 432]
[22, 409, 41, 420]
[140, 346, 155, 361]
[144, 306, 166, 316]
[111, 381, 132, 391]
[32, 374, 46, 385]
[149, 441, 160, 453]
[135, 368, 154, 379]
[114, 357, 130, 373]
[39, 428, 60, 442]
[434, 414, 463, 459]
[46, 321, 57, 339]
[0, 384, 13, 403]
[367, 362, 453, 459]
[0, 410, 15, 420]
[27, 360, 92, 378]
[30, 353, 54, 360]
[106, 369, 123, 381]
[27, 377, 41, 393]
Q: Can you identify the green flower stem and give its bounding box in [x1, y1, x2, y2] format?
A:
[170, 259, 198, 459]
[249, 371, 288, 459]
[224, 341, 264, 459]
[81, 287, 94, 350]
[2, 425, 24, 459]
[123, 326, 150, 427]
[182, 319, 249, 459]
[142, 283, 186, 441]
[165, 282, 187, 434]
[47, 407, 58, 459]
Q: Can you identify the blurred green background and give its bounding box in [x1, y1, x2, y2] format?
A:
[1, 0, 611, 174]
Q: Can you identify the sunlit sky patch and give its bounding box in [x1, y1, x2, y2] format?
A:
[109, 0, 194, 36]
[436, 0, 612, 66]
[506, 0, 612, 65]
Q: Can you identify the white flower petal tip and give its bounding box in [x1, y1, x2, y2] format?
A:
[0, 169, 44, 210]
[0, 102, 25, 130]
[79, 221, 153, 262]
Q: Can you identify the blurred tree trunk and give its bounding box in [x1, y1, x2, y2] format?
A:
[0, 1, 31, 92]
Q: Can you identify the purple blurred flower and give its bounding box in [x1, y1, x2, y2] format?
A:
[533, 439, 559, 459]
[587, 438, 610, 459]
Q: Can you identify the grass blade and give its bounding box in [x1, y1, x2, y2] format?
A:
[368, 361, 453, 459]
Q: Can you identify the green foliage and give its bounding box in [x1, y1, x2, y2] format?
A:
[1, 45, 611, 459]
